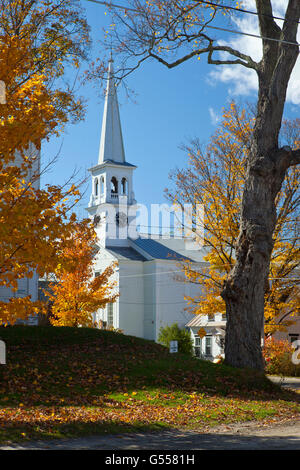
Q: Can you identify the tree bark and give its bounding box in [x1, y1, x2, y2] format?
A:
[221, 0, 300, 370]
[221, 146, 288, 370]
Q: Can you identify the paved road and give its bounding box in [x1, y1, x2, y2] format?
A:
[1, 420, 300, 450]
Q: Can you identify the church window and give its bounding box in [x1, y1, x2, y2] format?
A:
[95, 178, 99, 196]
[121, 177, 127, 195]
[111, 177, 118, 195]
[107, 303, 114, 326]
[100, 176, 104, 194]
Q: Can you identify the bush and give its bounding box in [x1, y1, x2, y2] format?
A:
[158, 323, 193, 355]
[263, 337, 300, 377]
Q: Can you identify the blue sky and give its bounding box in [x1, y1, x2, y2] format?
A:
[41, 0, 299, 222]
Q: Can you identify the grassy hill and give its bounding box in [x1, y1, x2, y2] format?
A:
[0, 325, 299, 443]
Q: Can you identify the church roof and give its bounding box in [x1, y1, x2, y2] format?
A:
[90, 160, 136, 172]
[104, 236, 207, 263]
[98, 58, 126, 164]
[106, 246, 147, 261]
[131, 237, 194, 262]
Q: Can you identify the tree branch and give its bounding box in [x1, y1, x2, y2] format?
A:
[148, 46, 211, 68]
[208, 46, 258, 70]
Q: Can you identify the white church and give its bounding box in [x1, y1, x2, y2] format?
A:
[85, 57, 227, 360]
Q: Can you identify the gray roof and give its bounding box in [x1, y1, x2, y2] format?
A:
[186, 316, 226, 328]
[102, 160, 136, 168]
[106, 246, 147, 261]
[131, 237, 193, 261]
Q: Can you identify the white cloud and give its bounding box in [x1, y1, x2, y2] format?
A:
[209, 0, 300, 105]
[208, 107, 221, 125]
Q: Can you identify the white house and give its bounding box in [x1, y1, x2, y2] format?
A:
[186, 313, 226, 360]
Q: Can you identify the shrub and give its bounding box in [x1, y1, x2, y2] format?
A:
[263, 337, 300, 377]
[158, 323, 193, 355]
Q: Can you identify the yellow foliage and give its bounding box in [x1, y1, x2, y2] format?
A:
[45, 221, 118, 327]
[168, 102, 300, 332]
[0, 0, 90, 324]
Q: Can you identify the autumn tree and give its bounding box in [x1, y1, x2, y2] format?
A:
[0, 0, 91, 324]
[166, 102, 299, 337]
[0, 0, 90, 159]
[45, 221, 118, 327]
[94, 0, 300, 370]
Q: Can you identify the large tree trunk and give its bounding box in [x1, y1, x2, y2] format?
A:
[221, 0, 300, 370]
[221, 135, 287, 370]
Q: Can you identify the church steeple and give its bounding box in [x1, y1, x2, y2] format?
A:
[87, 57, 138, 248]
[98, 57, 126, 164]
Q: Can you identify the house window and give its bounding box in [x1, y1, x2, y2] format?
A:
[289, 334, 299, 344]
[222, 313, 226, 321]
[194, 335, 202, 358]
[208, 314, 214, 322]
[107, 303, 114, 326]
[205, 336, 212, 357]
[17, 289, 26, 295]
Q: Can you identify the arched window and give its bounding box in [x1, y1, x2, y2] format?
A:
[121, 177, 127, 195]
[111, 176, 118, 194]
[94, 178, 99, 196]
[100, 176, 104, 195]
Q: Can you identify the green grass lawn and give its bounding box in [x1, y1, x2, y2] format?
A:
[0, 325, 299, 444]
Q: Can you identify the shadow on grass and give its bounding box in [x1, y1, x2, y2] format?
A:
[0, 416, 170, 445]
[0, 326, 300, 410]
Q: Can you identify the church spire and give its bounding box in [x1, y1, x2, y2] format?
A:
[98, 57, 126, 164]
